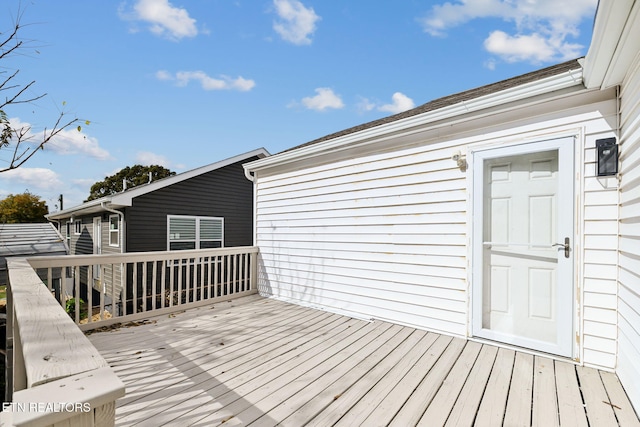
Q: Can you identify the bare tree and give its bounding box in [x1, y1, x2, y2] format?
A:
[0, 8, 82, 173]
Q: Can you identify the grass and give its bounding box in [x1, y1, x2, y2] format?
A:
[0, 285, 5, 301]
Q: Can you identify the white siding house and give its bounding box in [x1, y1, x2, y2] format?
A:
[245, 0, 640, 414]
[581, 0, 640, 413]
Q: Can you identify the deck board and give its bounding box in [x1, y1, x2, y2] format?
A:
[532, 356, 560, 427]
[87, 296, 640, 426]
[555, 360, 589, 427]
[474, 347, 515, 426]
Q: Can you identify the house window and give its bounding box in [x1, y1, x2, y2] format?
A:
[65, 221, 72, 241]
[168, 215, 223, 250]
[109, 215, 120, 247]
[74, 220, 82, 235]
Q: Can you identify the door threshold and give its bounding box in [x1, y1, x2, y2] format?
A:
[468, 335, 579, 365]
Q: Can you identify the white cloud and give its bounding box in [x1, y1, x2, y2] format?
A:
[357, 93, 415, 115]
[273, 0, 320, 45]
[300, 88, 344, 111]
[47, 130, 111, 160]
[135, 151, 170, 167]
[155, 70, 173, 81]
[120, 0, 199, 41]
[157, 70, 256, 91]
[356, 96, 376, 113]
[378, 92, 415, 114]
[7, 118, 111, 160]
[484, 30, 581, 63]
[419, 0, 597, 64]
[2, 168, 63, 191]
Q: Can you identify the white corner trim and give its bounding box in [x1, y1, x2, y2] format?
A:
[583, 0, 639, 89]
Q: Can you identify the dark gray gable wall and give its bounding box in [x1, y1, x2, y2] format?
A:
[125, 156, 258, 252]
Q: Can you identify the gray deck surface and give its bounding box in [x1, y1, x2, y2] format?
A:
[88, 295, 640, 426]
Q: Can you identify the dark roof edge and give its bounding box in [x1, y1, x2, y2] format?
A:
[283, 58, 583, 153]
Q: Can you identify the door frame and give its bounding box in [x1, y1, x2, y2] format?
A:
[470, 136, 575, 357]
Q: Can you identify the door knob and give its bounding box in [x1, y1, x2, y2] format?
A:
[552, 237, 570, 258]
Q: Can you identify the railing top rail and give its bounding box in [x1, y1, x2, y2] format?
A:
[7, 257, 110, 388]
[27, 245, 259, 268]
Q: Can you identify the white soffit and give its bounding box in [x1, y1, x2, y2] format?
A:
[584, 0, 640, 89]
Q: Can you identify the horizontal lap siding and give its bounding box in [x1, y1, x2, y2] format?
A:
[256, 146, 468, 336]
[582, 133, 619, 369]
[618, 52, 640, 412]
[255, 93, 619, 348]
[126, 159, 258, 252]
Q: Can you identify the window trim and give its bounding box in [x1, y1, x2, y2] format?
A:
[74, 220, 82, 235]
[167, 215, 224, 251]
[108, 214, 120, 247]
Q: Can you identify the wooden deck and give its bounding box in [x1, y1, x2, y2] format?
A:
[88, 295, 640, 426]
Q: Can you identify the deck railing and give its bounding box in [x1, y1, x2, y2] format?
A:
[2, 258, 125, 427]
[1, 246, 258, 426]
[26, 246, 259, 330]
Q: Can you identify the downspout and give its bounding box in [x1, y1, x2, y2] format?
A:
[244, 168, 258, 247]
[101, 202, 125, 253]
[244, 168, 256, 183]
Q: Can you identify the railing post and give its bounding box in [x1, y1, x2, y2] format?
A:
[251, 249, 258, 292]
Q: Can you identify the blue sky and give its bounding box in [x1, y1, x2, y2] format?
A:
[1, 0, 598, 210]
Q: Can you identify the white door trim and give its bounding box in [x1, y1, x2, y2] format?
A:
[471, 136, 575, 357]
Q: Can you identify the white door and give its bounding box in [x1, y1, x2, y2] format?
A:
[472, 137, 574, 357]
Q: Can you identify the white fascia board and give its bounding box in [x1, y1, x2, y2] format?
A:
[583, 0, 639, 89]
[45, 198, 111, 220]
[602, 0, 640, 88]
[245, 69, 583, 173]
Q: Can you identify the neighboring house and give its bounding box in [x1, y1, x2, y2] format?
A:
[0, 223, 68, 287]
[245, 0, 640, 414]
[47, 148, 269, 255]
[46, 148, 269, 305]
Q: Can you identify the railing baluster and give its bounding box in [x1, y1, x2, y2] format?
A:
[87, 267, 93, 324]
[178, 259, 183, 305]
[213, 256, 219, 298]
[152, 260, 157, 311]
[122, 262, 128, 317]
[160, 260, 166, 309]
[244, 253, 249, 292]
[99, 265, 105, 321]
[169, 259, 174, 307]
[225, 255, 233, 295]
[205, 256, 211, 300]
[199, 256, 204, 302]
[133, 263, 138, 315]
[60, 267, 67, 307]
[111, 264, 116, 320]
[142, 261, 147, 312]
[74, 266, 81, 324]
[232, 254, 237, 294]
[47, 268, 53, 292]
[185, 258, 191, 303]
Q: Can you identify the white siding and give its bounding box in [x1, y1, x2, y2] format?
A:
[254, 89, 619, 364]
[257, 146, 469, 335]
[618, 51, 640, 410]
[582, 132, 619, 369]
